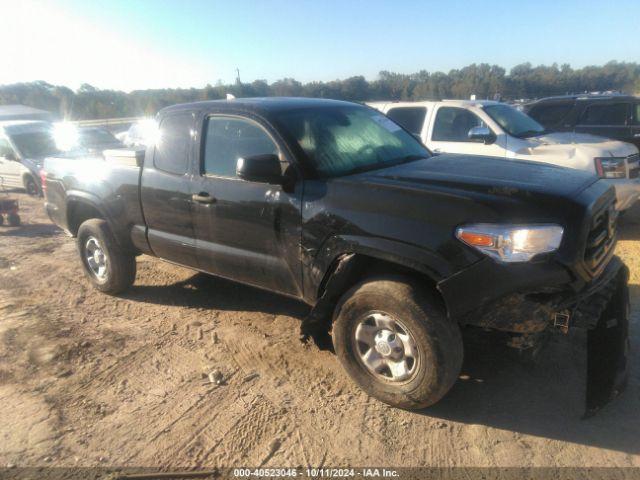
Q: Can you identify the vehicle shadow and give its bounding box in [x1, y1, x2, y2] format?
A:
[0, 222, 62, 237]
[422, 322, 639, 455]
[123, 272, 311, 320]
[125, 271, 639, 454]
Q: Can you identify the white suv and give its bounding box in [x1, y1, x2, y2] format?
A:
[369, 100, 640, 211]
[0, 121, 57, 195]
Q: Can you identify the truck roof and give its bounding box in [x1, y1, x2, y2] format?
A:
[366, 99, 502, 109]
[160, 97, 359, 116]
[529, 93, 639, 104]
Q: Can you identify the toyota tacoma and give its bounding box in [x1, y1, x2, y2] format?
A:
[43, 98, 630, 415]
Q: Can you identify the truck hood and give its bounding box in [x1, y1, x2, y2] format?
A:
[359, 154, 598, 199]
[513, 132, 638, 160]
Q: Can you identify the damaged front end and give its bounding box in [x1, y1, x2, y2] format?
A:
[442, 256, 630, 418]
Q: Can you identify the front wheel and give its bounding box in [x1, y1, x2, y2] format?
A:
[332, 275, 463, 410]
[77, 219, 136, 294]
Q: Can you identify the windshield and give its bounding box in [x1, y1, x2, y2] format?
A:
[11, 130, 60, 158]
[79, 128, 121, 147]
[274, 105, 429, 177]
[483, 104, 545, 138]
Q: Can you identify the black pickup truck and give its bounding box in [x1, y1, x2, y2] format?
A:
[43, 98, 629, 415]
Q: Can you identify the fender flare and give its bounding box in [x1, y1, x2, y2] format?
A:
[309, 234, 454, 302]
[299, 235, 455, 344]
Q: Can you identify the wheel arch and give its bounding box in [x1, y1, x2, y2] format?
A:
[66, 194, 107, 236]
[300, 238, 454, 341]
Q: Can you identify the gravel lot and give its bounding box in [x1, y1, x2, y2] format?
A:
[0, 191, 639, 471]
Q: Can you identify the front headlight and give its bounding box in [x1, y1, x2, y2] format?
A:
[455, 224, 564, 262]
[595, 157, 626, 179]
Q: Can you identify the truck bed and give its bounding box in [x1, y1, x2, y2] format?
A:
[43, 149, 147, 253]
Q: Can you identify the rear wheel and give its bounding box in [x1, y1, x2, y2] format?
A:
[77, 219, 136, 294]
[332, 275, 463, 409]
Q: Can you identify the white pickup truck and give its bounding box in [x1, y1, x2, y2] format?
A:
[368, 100, 640, 211]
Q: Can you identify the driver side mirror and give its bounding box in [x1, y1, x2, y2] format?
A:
[468, 126, 496, 145]
[236, 154, 283, 184]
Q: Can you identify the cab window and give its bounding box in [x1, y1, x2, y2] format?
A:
[0, 138, 13, 158]
[203, 116, 279, 178]
[579, 103, 629, 126]
[386, 107, 427, 135]
[432, 107, 483, 142]
[154, 114, 192, 175]
[528, 104, 573, 127]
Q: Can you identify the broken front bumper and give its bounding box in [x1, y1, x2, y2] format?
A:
[440, 255, 630, 416]
[584, 263, 630, 417]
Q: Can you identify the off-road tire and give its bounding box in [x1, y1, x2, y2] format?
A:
[333, 275, 463, 410]
[77, 219, 136, 294]
[7, 213, 20, 226]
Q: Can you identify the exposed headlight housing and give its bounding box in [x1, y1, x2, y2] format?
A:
[455, 224, 564, 262]
[595, 157, 626, 179]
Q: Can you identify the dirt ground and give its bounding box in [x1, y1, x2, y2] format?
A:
[0, 191, 639, 471]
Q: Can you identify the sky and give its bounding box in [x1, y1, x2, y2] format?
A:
[0, 0, 639, 92]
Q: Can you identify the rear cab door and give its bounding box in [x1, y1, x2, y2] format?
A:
[189, 109, 303, 297]
[140, 110, 200, 268]
[425, 104, 506, 157]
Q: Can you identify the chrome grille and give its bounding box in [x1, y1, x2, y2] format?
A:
[584, 200, 617, 274]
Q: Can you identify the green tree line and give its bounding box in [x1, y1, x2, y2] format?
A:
[1, 61, 639, 120]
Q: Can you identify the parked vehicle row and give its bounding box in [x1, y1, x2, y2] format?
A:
[369, 99, 640, 211]
[525, 93, 640, 150]
[0, 121, 124, 196]
[42, 97, 630, 415]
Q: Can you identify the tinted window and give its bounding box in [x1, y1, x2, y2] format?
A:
[528, 104, 573, 127]
[634, 104, 640, 126]
[11, 130, 59, 158]
[0, 138, 12, 157]
[154, 114, 192, 175]
[484, 104, 545, 138]
[386, 107, 427, 135]
[274, 105, 429, 178]
[79, 128, 121, 146]
[432, 107, 483, 142]
[579, 103, 628, 126]
[203, 116, 278, 177]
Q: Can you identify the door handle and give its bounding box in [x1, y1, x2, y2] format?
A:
[634, 133, 640, 138]
[191, 192, 216, 204]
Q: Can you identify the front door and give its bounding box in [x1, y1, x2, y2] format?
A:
[191, 114, 303, 297]
[427, 106, 505, 157]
